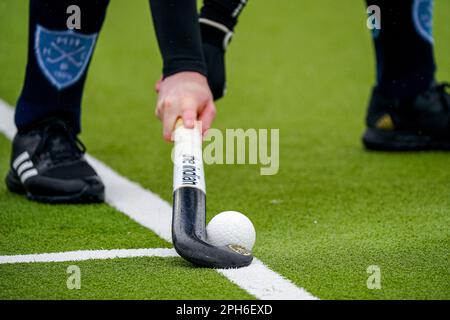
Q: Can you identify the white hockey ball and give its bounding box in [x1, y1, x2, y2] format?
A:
[206, 211, 256, 251]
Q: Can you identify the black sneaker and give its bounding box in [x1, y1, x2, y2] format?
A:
[5, 119, 105, 203]
[362, 83, 450, 151]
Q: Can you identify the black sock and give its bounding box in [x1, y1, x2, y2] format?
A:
[366, 0, 436, 100]
[15, 0, 109, 134]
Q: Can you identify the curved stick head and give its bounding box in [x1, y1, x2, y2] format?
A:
[172, 187, 253, 269]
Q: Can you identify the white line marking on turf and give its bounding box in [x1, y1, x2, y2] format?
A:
[218, 258, 317, 300]
[0, 99, 318, 300]
[0, 248, 178, 264]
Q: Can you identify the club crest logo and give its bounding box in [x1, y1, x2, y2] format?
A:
[413, 0, 433, 43]
[35, 25, 97, 90]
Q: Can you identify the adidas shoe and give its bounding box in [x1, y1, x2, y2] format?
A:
[363, 83, 450, 151]
[5, 118, 104, 203]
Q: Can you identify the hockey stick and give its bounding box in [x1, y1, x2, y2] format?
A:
[172, 119, 253, 268]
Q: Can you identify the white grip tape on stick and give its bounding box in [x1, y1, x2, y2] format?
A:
[173, 123, 206, 193]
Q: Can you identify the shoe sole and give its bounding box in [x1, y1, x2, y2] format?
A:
[363, 128, 450, 151]
[5, 170, 105, 204]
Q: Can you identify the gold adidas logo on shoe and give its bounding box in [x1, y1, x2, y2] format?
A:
[375, 114, 394, 130]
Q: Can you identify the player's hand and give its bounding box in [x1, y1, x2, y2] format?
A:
[155, 72, 216, 142]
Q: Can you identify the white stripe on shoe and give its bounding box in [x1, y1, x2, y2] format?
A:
[17, 160, 33, 176]
[20, 168, 38, 183]
[11, 151, 38, 183]
[12, 151, 30, 170]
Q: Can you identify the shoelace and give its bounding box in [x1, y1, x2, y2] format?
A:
[34, 121, 86, 163]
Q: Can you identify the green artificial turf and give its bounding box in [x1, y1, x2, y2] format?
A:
[0, 257, 252, 299]
[0, 0, 449, 299]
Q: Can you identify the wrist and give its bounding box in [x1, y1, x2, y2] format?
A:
[163, 71, 209, 87]
[163, 61, 207, 79]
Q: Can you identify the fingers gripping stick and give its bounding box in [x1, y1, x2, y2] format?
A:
[172, 119, 253, 268]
